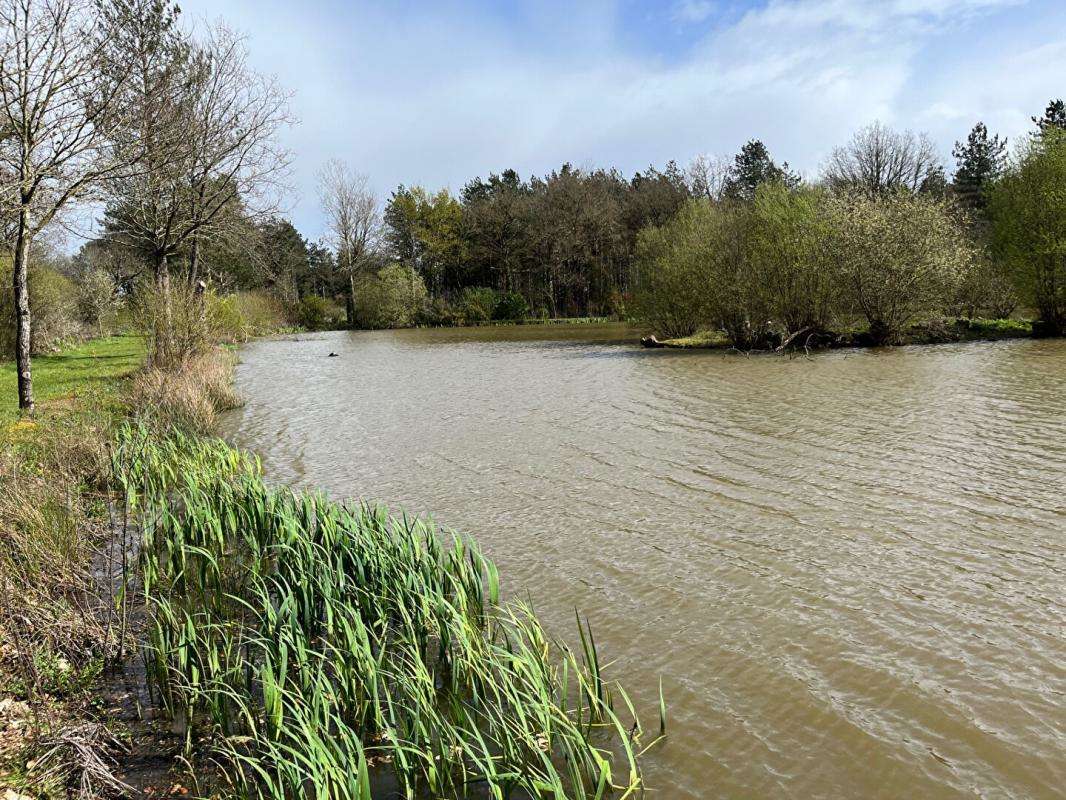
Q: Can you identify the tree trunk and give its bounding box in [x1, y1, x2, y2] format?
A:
[13, 211, 33, 414]
[155, 251, 173, 366]
[188, 235, 200, 289]
[347, 272, 356, 328]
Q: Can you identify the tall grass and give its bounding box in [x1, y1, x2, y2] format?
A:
[114, 426, 659, 799]
[127, 348, 242, 434]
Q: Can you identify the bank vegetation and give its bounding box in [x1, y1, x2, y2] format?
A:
[633, 120, 1066, 348]
[1, 0, 1063, 794]
[1, 1, 661, 797]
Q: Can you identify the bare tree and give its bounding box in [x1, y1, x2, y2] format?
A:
[822, 121, 943, 195]
[0, 0, 132, 412]
[182, 25, 292, 288]
[685, 153, 731, 201]
[318, 159, 380, 326]
[101, 3, 291, 363]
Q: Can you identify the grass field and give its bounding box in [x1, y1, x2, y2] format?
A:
[0, 334, 145, 424]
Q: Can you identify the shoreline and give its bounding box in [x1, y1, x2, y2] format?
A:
[0, 334, 655, 799]
[649, 317, 1037, 351]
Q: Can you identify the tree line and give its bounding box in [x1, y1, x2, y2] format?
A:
[311, 105, 1064, 338]
[634, 105, 1066, 346]
[3, 0, 1064, 414]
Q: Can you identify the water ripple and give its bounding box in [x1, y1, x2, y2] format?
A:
[222, 327, 1066, 800]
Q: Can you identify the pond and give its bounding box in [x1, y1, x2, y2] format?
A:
[221, 324, 1066, 800]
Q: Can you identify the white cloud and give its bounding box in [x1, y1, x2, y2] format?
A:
[167, 0, 1064, 242]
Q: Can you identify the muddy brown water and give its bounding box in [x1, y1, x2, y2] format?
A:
[220, 324, 1066, 800]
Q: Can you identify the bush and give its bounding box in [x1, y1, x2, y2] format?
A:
[353, 264, 428, 329]
[231, 290, 294, 337]
[75, 267, 120, 335]
[457, 287, 498, 324]
[0, 257, 82, 356]
[634, 199, 774, 346]
[493, 291, 529, 321]
[632, 201, 719, 339]
[417, 296, 459, 327]
[824, 191, 971, 344]
[948, 254, 1018, 319]
[748, 182, 839, 335]
[209, 293, 248, 344]
[296, 294, 343, 331]
[633, 188, 978, 348]
[132, 281, 245, 366]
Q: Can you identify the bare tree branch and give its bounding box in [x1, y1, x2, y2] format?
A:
[822, 121, 943, 195]
[318, 158, 380, 325]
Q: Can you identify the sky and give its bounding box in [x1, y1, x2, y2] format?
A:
[171, 0, 1066, 244]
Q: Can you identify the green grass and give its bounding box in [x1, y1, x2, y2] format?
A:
[0, 334, 145, 423]
[957, 317, 1033, 337]
[660, 330, 732, 349]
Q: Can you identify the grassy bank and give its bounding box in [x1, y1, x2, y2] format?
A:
[0, 339, 140, 796]
[0, 336, 245, 797]
[0, 335, 656, 798]
[0, 334, 145, 424]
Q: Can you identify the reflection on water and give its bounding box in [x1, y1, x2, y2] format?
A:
[221, 324, 1066, 800]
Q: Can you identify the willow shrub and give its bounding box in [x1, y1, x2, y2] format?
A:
[820, 191, 973, 344]
[114, 426, 658, 799]
[947, 252, 1018, 320]
[747, 183, 841, 337]
[354, 264, 428, 329]
[634, 190, 836, 348]
[634, 187, 979, 348]
[633, 200, 739, 340]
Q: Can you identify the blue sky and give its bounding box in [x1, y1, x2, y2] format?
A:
[171, 0, 1065, 243]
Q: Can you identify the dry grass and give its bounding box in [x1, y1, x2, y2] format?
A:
[1, 341, 243, 796]
[0, 410, 122, 797]
[128, 348, 242, 434]
[0, 413, 113, 664]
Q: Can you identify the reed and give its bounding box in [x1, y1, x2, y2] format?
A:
[113, 425, 659, 798]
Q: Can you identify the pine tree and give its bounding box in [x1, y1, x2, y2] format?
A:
[723, 140, 800, 202]
[1032, 98, 1066, 134]
[952, 122, 1008, 210]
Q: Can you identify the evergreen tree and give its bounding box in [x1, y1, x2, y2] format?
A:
[952, 122, 1008, 210]
[306, 242, 337, 298]
[383, 186, 420, 264]
[1032, 98, 1066, 134]
[724, 140, 800, 202]
[919, 165, 949, 199]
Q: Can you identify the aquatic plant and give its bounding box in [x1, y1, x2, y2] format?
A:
[113, 425, 660, 798]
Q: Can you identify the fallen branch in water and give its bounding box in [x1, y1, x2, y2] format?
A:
[776, 326, 815, 353]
